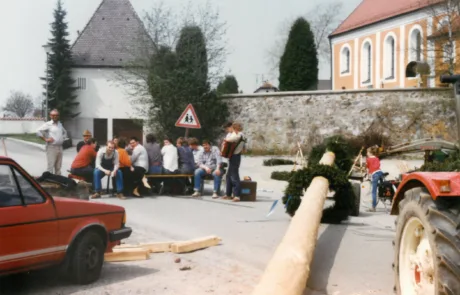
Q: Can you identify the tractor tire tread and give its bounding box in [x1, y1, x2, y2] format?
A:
[394, 187, 460, 295]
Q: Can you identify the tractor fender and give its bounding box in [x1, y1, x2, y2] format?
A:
[390, 171, 460, 215]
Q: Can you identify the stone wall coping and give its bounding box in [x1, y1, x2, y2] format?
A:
[0, 117, 45, 121]
[222, 87, 451, 99]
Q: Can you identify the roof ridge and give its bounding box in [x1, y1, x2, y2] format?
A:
[71, 0, 105, 49]
[330, 0, 366, 36]
[71, 0, 153, 67]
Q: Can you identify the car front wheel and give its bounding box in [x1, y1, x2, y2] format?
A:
[69, 231, 105, 285]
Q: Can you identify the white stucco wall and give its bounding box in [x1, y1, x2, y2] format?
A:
[67, 68, 144, 142]
[0, 119, 45, 134]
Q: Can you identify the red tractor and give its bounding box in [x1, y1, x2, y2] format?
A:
[390, 75, 460, 294]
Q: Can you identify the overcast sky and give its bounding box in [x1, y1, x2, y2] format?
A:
[0, 0, 361, 106]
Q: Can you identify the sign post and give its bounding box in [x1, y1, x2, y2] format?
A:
[175, 104, 201, 138]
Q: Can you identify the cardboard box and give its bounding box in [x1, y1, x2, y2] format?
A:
[240, 181, 257, 201]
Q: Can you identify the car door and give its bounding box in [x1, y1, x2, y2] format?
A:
[0, 163, 60, 273]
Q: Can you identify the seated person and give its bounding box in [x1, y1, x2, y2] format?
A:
[191, 140, 223, 198]
[92, 141, 125, 200]
[70, 138, 97, 182]
[177, 137, 195, 174]
[77, 130, 100, 153]
[188, 137, 204, 167]
[129, 136, 150, 197]
[160, 137, 179, 194]
[146, 133, 162, 174]
[114, 137, 131, 194]
[145, 133, 163, 192]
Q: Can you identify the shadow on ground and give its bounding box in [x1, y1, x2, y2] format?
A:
[303, 224, 348, 295]
[0, 263, 156, 295]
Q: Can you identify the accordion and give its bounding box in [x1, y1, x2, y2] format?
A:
[221, 140, 238, 159]
[221, 136, 245, 159]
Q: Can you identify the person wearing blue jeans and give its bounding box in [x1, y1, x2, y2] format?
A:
[91, 141, 126, 200]
[192, 140, 222, 198]
[222, 122, 245, 202]
[366, 146, 382, 212]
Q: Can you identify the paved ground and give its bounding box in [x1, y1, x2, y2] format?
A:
[0, 139, 424, 295]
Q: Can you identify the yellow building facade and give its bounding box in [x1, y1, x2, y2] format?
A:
[329, 0, 458, 91]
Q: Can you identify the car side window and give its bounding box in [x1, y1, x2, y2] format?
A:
[0, 164, 22, 207]
[12, 168, 45, 205]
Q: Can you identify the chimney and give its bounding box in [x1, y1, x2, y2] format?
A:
[77, 30, 81, 36]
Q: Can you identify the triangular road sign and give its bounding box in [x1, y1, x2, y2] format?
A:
[175, 104, 201, 129]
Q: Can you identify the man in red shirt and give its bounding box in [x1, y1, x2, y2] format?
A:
[70, 138, 98, 182]
[366, 146, 383, 212]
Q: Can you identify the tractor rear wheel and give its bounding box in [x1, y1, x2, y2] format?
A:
[393, 187, 460, 295]
[350, 182, 361, 217]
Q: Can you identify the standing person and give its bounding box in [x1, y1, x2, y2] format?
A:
[222, 123, 245, 202]
[160, 137, 179, 194]
[129, 137, 150, 197]
[92, 141, 125, 200]
[366, 146, 383, 212]
[36, 109, 68, 175]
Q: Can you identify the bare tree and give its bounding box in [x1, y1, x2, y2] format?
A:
[266, 2, 343, 80]
[114, 0, 228, 116]
[32, 95, 45, 118]
[2, 91, 34, 118]
[418, 0, 460, 77]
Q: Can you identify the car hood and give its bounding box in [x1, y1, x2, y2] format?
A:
[52, 197, 125, 218]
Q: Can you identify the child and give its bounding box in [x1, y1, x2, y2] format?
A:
[366, 146, 383, 212]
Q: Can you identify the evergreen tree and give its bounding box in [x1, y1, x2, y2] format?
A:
[278, 17, 319, 91]
[148, 46, 182, 139]
[150, 25, 228, 141]
[175, 26, 209, 99]
[42, 0, 78, 121]
[216, 75, 239, 95]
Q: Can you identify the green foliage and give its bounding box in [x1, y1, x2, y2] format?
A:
[42, 0, 78, 121]
[281, 136, 358, 224]
[278, 17, 318, 91]
[308, 135, 361, 172]
[263, 158, 295, 166]
[419, 149, 460, 171]
[216, 75, 239, 95]
[271, 171, 294, 181]
[147, 26, 229, 141]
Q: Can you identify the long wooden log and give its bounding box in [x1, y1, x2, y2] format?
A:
[251, 152, 335, 295]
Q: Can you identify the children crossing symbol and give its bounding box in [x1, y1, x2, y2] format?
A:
[175, 104, 201, 129]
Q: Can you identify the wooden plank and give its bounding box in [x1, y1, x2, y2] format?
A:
[170, 236, 221, 253]
[115, 242, 176, 253]
[140, 241, 175, 253]
[251, 152, 335, 295]
[104, 249, 150, 262]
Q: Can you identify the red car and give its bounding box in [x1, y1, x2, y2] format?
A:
[0, 156, 132, 285]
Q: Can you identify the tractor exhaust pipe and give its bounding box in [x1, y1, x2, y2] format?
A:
[440, 74, 460, 145]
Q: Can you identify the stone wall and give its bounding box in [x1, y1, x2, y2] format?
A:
[223, 88, 457, 153]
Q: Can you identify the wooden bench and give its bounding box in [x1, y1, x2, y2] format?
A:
[145, 174, 221, 194]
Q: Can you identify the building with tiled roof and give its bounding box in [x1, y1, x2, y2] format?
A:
[66, 0, 152, 144]
[329, 0, 457, 90]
